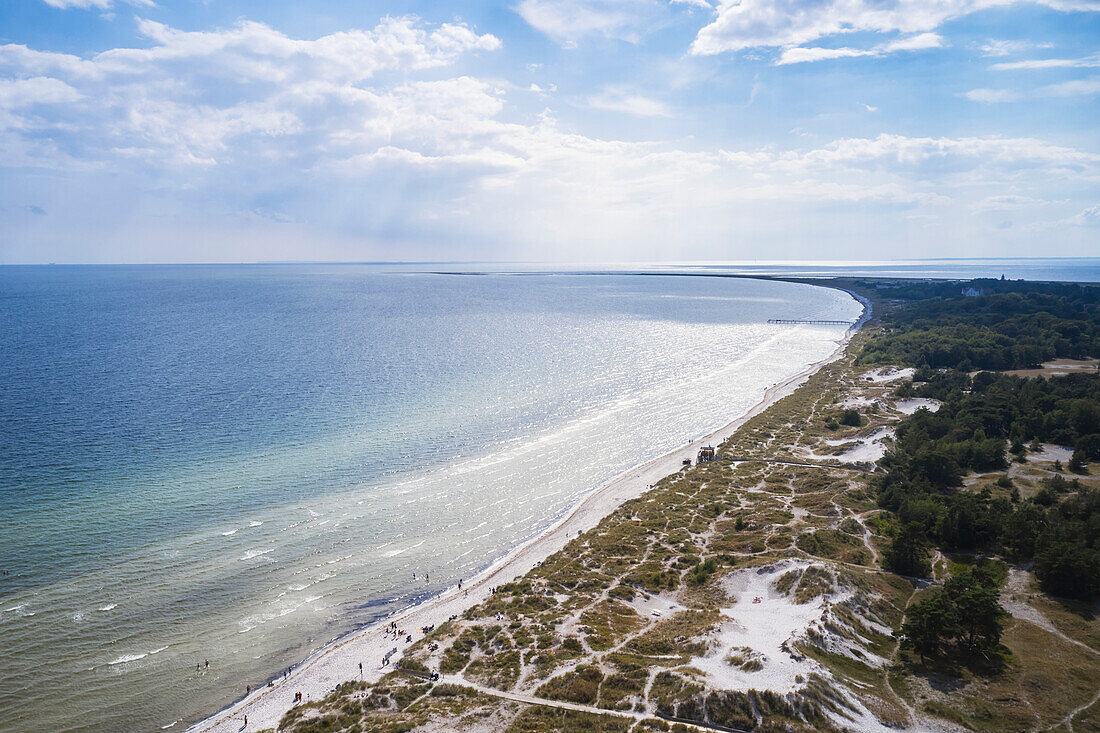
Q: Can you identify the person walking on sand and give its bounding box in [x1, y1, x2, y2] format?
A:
[359, 662, 363, 675]
[205, 659, 209, 669]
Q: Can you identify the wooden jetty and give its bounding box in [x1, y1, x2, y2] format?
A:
[767, 319, 854, 325]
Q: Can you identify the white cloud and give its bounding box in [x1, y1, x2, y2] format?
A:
[991, 53, 1100, 69]
[42, 0, 152, 9]
[1041, 76, 1100, 95]
[692, 0, 1100, 55]
[979, 39, 1053, 56]
[964, 87, 1021, 102]
[973, 194, 1046, 212]
[964, 75, 1100, 102]
[0, 17, 501, 165]
[515, 0, 668, 44]
[777, 46, 874, 65]
[2, 16, 1098, 259]
[882, 32, 944, 51]
[669, 0, 712, 8]
[1065, 204, 1100, 225]
[0, 76, 81, 107]
[776, 32, 943, 65]
[587, 87, 672, 116]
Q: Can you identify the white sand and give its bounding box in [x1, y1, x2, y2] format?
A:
[860, 367, 915, 384]
[893, 398, 940, 415]
[188, 296, 869, 733]
[628, 591, 685, 620]
[693, 560, 900, 733]
[694, 560, 836, 694]
[800, 427, 894, 464]
[1028, 444, 1073, 463]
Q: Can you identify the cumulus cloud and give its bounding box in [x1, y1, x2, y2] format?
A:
[1065, 204, 1100, 225]
[692, 0, 1100, 55]
[0, 17, 501, 165]
[2, 15, 1098, 259]
[0, 76, 81, 107]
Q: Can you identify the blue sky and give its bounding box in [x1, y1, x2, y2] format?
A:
[0, 0, 1097, 263]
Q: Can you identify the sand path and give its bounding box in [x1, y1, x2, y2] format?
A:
[188, 294, 869, 733]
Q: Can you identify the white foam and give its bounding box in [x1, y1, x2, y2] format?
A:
[221, 529, 238, 536]
[109, 653, 147, 665]
[382, 539, 425, 558]
[239, 548, 273, 561]
[98, 604, 117, 612]
[249, 521, 263, 527]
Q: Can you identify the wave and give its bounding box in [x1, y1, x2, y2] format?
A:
[98, 604, 117, 611]
[239, 548, 273, 561]
[108, 653, 147, 665]
[221, 529, 238, 536]
[382, 539, 426, 558]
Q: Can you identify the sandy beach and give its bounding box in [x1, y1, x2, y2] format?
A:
[189, 293, 869, 733]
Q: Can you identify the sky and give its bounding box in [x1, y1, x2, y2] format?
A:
[0, 0, 1097, 263]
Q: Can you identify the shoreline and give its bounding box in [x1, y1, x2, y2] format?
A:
[188, 288, 871, 733]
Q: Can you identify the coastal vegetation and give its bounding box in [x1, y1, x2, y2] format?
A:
[278, 278, 1100, 733]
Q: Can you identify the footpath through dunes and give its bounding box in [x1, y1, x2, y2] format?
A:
[187, 294, 870, 733]
[267, 307, 1100, 733]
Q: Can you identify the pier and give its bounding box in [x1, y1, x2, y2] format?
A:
[767, 319, 855, 325]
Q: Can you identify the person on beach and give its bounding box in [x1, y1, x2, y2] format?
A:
[246, 685, 250, 696]
[205, 660, 209, 669]
[359, 662, 362, 675]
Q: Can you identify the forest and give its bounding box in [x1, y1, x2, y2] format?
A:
[862, 281, 1100, 604]
[856, 282, 1099, 370]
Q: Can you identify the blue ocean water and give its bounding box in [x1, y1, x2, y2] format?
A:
[0, 266, 863, 731]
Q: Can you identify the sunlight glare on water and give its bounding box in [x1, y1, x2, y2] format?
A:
[0, 266, 861, 732]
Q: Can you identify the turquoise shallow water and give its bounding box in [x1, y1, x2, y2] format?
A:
[0, 266, 861, 732]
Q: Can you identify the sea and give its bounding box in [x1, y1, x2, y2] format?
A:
[0, 259, 1092, 732]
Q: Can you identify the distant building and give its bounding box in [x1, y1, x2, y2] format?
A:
[961, 287, 984, 297]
